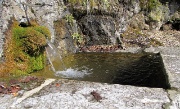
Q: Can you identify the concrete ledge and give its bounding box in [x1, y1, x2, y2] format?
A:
[145, 47, 180, 56]
[145, 47, 180, 88]
[13, 79, 170, 109]
[145, 47, 180, 109]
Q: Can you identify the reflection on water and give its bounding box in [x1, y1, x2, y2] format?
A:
[34, 52, 170, 89]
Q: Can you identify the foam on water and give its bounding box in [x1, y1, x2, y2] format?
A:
[55, 68, 92, 78]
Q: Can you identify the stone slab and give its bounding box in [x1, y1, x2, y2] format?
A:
[115, 47, 142, 53]
[168, 90, 180, 109]
[145, 47, 180, 56]
[145, 47, 180, 89]
[162, 55, 180, 89]
[12, 79, 169, 109]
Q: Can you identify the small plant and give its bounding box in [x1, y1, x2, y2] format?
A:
[65, 14, 74, 26]
[149, 7, 163, 22]
[148, 0, 161, 11]
[102, 0, 110, 10]
[89, 0, 98, 9]
[140, 0, 161, 12]
[72, 32, 83, 44]
[140, 0, 166, 22]
[82, 0, 87, 6]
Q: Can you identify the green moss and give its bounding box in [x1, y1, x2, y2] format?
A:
[13, 26, 48, 55]
[24, 28, 47, 55]
[10, 22, 50, 74]
[33, 26, 51, 39]
[10, 69, 28, 77]
[13, 27, 26, 47]
[29, 54, 44, 72]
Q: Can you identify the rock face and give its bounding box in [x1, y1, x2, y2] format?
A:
[53, 19, 77, 56]
[0, 0, 180, 59]
[71, 0, 141, 46]
[79, 15, 116, 45]
[0, 1, 3, 61]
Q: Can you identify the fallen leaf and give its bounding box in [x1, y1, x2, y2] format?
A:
[10, 85, 21, 93]
[55, 83, 60, 87]
[90, 91, 102, 101]
[12, 92, 18, 97]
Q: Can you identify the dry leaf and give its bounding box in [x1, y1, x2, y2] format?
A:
[55, 83, 60, 87]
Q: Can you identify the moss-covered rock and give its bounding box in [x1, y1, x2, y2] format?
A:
[0, 20, 50, 76]
[13, 27, 48, 55]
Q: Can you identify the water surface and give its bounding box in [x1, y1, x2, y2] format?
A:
[34, 52, 170, 89]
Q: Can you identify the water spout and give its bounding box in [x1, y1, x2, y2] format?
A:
[45, 47, 56, 72]
[46, 41, 66, 72]
[46, 41, 91, 79]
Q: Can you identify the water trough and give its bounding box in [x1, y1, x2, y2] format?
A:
[43, 45, 170, 89]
